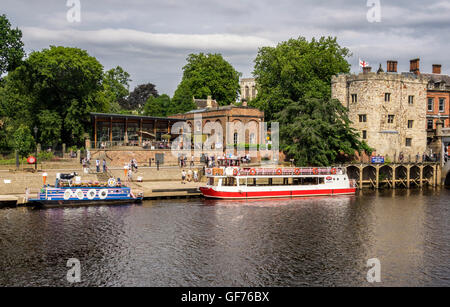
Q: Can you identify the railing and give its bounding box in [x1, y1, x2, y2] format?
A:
[95, 141, 174, 150]
[205, 167, 347, 177]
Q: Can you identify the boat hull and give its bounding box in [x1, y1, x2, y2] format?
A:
[200, 187, 356, 199]
[28, 198, 142, 208]
[27, 186, 142, 208]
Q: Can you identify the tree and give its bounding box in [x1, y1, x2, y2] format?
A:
[251, 36, 351, 121]
[275, 97, 372, 166]
[170, 81, 197, 114]
[12, 125, 35, 157]
[37, 110, 62, 147]
[102, 66, 131, 112]
[172, 53, 241, 108]
[0, 14, 25, 77]
[125, 83, 158, 110]
[7, 46, 105, 145]
[143, 94, 171, 117]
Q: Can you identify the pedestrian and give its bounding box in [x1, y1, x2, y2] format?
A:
[190, 155, 194, 167]
[193, 169, 198, 182]
[416, 153, 419, 163]
[181, 169, 186, 184]
[102, 159, 107, 172]
[127, 163, 133, 181]
[187, 169, 193, 182]
[95, 159, 100, 173]
[133, 158, 138, 172]
[156, 159, 160, 171]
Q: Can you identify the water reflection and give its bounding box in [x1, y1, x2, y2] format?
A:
[0, 189, 448, 286]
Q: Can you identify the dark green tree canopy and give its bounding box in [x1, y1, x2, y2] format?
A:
[172, 53, 241, 108]
[251, 36, 351, 121]
[101, 66, 131, 113]
[4, 46, 105, 146]
[0, 14, 25, 76]
[275, 97, 372, 166]
[143, 94, 171, 117]
[124, 83, 158, 110]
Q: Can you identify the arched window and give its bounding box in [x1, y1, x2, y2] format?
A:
[250, 133, 256, 144]
[234, 132, 238, 145]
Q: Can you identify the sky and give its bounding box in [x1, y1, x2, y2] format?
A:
[2, 0, 450, 96]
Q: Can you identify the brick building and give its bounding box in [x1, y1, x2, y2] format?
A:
[171, 96, 265, 148]
[331, 61, 429, 159]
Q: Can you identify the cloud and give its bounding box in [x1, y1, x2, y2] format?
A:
[3, 0, 450, 95]
[22, 27, 274, 53]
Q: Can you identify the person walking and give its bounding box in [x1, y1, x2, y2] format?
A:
[193, 169, 198, 182]
[190, 155, 194, 168]
[181, 169, 186, 184]
[95, 159, 100, 173]
[102, 159, 107, 173]
[187, 169, 193, 182]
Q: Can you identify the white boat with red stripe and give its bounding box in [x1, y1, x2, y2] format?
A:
[200, 166, 357, 200]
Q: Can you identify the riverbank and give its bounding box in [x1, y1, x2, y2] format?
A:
[0, 161, 206, 207]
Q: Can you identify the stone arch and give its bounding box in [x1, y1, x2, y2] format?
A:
[346, 165, 360, 181]
[445, 171, 450, 187]
[395, 165, 407, 180]
[362, 165, 376, 181]
[410, 165, 421, 180]
[379, 165, 392, 186]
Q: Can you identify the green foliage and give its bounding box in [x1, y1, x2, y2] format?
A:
[125, 83, 158, 110]
[143, 94, 172, 117]
[101, 66, 131, 112]
[13, 125, 35, 157]
[2, 46, 105, 147]
[275, 98, 372, 166]
[171, 81, 197, 114]
[37, 151, 54, 161]
[172, 53, 241, 108]
[37, 110, 62, 147]
[250, 36, 351, 121]
[0, 14, 25, 76]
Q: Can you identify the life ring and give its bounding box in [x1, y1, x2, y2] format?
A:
[107, 178, 116, 187]
[99, 189, 108, 200]
[75, 189, 84, 200]
[312, 168, 319, 175]
[64, 189, 72, 200]
[330, 168, 337, 175]
[294, 168, 301, 175]
[276, 168, 282, 175]
[233, 168, 239, 176]
[249, 168, 256, 176]
[87, 189, 96, 200]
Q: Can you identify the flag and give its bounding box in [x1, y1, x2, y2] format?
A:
[359, 58, 369, 68]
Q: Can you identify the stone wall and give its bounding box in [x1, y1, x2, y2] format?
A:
[332, 72, 428, 158]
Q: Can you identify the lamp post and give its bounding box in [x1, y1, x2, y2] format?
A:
[33, 126, 38, 170]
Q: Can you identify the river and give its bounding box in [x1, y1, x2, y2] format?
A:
[0, 188, 448, 286]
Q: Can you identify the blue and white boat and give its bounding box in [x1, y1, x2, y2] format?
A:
[28, 173, 143, 207]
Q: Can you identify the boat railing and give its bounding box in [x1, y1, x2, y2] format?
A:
[205, 167, 346, 177]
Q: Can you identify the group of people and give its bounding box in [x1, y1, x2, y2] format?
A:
[178, 155, 195, 168]
[181, 168, 199, 184]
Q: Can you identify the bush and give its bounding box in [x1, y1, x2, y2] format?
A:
[37, 151, 54, 161]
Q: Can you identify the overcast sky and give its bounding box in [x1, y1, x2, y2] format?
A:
[3, 0, 450, 95]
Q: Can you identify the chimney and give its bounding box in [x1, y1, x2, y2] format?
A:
[206, 96, 212, 108]
[363, 66, 372, 74]
[387, 60, 398, 73]
[410, 58, 420, 75]
[432, 64, 442, 74]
